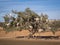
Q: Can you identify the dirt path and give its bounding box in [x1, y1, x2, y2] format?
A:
[0, 38, 60, 45]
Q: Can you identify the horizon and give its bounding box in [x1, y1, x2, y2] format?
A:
[0, 0, 60, 22]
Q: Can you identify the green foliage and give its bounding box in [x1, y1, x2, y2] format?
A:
[49, 20, 60, 34]
[3, 15, 10, 23]
[3, 8, 50, 34]
[50, 20, 60, 30]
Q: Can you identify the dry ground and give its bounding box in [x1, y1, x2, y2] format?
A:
[0, 27, 60, 45]
[0, 27, 60, 38]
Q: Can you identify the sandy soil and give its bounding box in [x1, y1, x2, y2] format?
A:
[0, 27, 60, 45]
[0, 27, 60, 38]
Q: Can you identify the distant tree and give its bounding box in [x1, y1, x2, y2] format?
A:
[0, 22, 4, 27]
[50, 20, 60, 34]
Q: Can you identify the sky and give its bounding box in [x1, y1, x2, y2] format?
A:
[0, 0, 60, 22]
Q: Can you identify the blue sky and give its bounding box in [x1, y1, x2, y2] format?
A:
[0, 0, 60, 22]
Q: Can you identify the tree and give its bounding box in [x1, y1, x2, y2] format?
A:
[40, 13, 48, 23]
[3, 8, 50, 35]
[3, 15, 10, 24]
[50, 20, 60, 34]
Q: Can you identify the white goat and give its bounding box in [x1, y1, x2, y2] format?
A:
[6, 23, 10, 26]
[38, 29, 43, 32]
